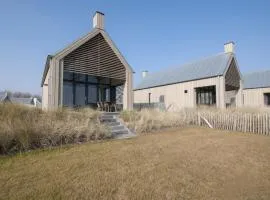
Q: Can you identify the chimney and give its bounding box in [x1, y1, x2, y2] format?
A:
[93, 11, 104, 29]
[142, 70, 148, 78]
[224, 41, 235, 53]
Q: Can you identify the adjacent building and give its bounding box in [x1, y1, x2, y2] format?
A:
[243, 70, 270, 107]
[0, 91, 41, 107]
[10, 97, 41, 108]
[134, 42, 242, 110]
[41, 11, 134, 110]
[0, 91, 9, 103]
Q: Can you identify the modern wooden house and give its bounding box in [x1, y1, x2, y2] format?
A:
[41, 11, 134, 110]
[134, 42, 243, 110]
[243, 70, 270, 107]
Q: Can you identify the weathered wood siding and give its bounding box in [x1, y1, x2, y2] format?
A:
[243, 87, 270, 107]
[134, 77, 224, 111]
[63, 33, 126, 81]
[42, 68, 49, 110]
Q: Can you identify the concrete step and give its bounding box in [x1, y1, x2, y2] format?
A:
[100, 118, 117, 123]
[115, 133, 137, 139]
[102, 112, 120, 116]
[111, 130, 129, 135]
[99, 112, 136, 139]
[110, 125, 125, 131]
[100, 115, 114, 119]
[104, 122, 121, 126]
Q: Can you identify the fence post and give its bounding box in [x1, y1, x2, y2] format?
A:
[198, 112, 201, 126]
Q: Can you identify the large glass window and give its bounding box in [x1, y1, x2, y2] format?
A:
[74, 73, 86, 82]
[75, 84, 85, 106]
[63, 82, 73, 106]
[64, 71, 73, 81]
[88, 85, 97, 104]
[62, 71, 119, 107]
[264, 93, 270, 106]
[196, 86, 216, 105]
[105, 88, 110, 102]
[87, 75, 98, 83]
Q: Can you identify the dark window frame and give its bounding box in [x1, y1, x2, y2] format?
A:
[196, 86, 216, 106]
[264, 93, 270, 106]
[159, 95, 165, 103]
[63, 71, 116, 107]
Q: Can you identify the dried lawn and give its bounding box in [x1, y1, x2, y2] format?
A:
[1, 127, 270, 200]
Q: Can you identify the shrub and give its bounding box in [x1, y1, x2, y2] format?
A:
[0, 104, 109, 154]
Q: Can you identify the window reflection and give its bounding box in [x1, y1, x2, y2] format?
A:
[75, 84, 85, 106]
[63, 82, 73, 106]
[88, 85, 97, 103]
[62, 71, 121, 107]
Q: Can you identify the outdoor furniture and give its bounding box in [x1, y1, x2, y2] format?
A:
[110, 102, 117, 112]
[104, 102, 110, 112]
[97, 102, 102, 111]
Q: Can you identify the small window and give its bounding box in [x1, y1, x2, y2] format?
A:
[159, 95, 165, 103]
[184, 90, 188, 93]
[264, 93, 270, 106]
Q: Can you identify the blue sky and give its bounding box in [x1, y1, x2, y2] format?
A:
[0, 0, 269, 94]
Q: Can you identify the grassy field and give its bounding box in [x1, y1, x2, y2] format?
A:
[1, 127, 270, 200]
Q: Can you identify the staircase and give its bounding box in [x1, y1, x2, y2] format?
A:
[99, 112, 136, 139]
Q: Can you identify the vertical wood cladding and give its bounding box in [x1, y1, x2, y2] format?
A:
[63, 33, 126, 80]
[225, 58, 240, 90]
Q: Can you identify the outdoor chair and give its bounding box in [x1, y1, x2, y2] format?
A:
[97, 102, 102, 111]
[110, 103, 117, 112]
[104, 102, 110, 112]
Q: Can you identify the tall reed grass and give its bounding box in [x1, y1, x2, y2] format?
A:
[120, 109, 188, 134]
[0, 104, 109, 154]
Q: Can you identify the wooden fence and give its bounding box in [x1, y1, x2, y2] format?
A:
[185, 110, 270, 136]
[133, 103, 166, 111]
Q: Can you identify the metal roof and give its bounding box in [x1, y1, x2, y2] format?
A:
[10, 97, 34, 105]
[135, 52, 233, 90]
[243, 70, 270, 89]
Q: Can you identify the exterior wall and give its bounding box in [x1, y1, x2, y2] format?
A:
[42, 67, 50, 110]
[134, 77, 224, 111]
[243, 87, 270, 107]
[123, 69, 133, 110]
[236, 80, 243, 107]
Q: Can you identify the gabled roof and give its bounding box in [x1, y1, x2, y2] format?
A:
[0, 91, 8, 101]
[41, 28, 133, 86]
[243, 70, 270, 89]
[135, 52, 234, 90]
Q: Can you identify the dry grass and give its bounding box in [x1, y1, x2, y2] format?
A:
[0, 104, 109, 154]
[121, 108, 270, 135]
[120, 109, 188, 134]
[1, 127, 270, 200]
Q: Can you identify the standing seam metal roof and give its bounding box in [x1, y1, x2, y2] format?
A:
[135, 52, 233, 90]
[243, 70, 270, 89]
